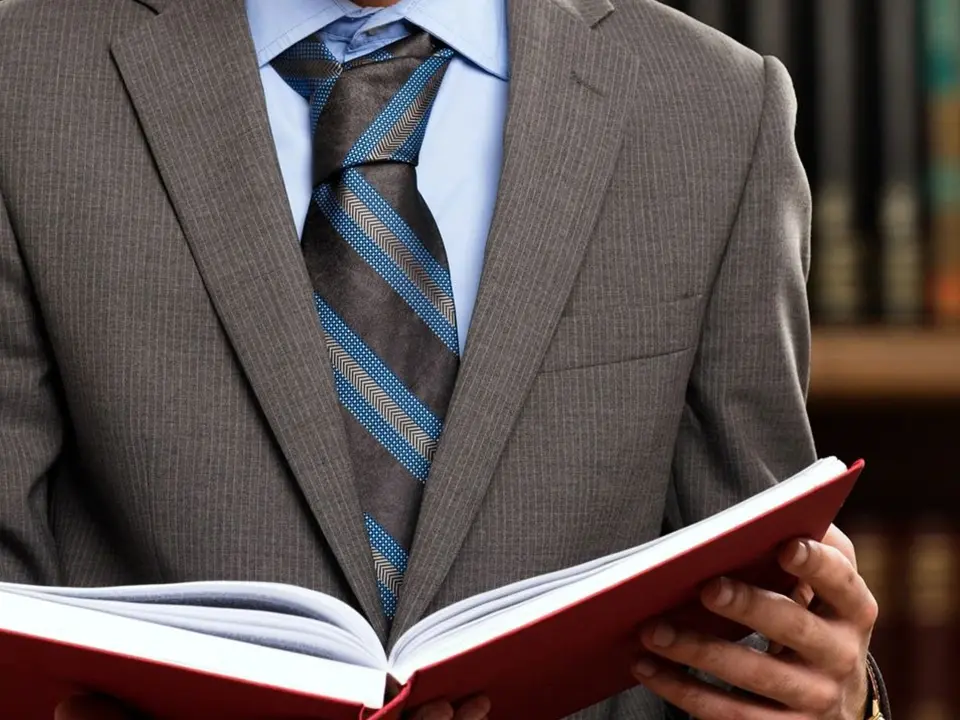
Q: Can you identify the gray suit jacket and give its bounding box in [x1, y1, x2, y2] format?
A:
[0, 0, 887, 717]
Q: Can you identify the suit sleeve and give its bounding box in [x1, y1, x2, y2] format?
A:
[666, 56, 891, 717]
[668, 54, 816, 528]
[0, 186, 63, 584]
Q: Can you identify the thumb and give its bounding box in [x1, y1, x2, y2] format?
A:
[55, 694, 133, 720]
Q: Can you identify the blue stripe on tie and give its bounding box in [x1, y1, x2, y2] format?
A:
[366, 514, 407, 619]
[316, 296, 443, 441]
[376, 580, 399, 619]
[281, 75, 316, 102]
[364, 514, 409, 575]
[332, 367, 431, 482]
[391, 110, 431, 165]
[273, 38, 341, 133]
[346, 47, 394, 68]
[314, 183, 459, 355]
[344, 49, 454, 167]
[286, 36, 338, 62]
[309, 76, 340, 134]
[341, 169, 455, 302]
[276, 70, 338, 134]
[368, 48, 394, 62]
[274, 68, 339, 119]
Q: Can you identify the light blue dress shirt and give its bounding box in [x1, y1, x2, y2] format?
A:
[245, 0, 509, 351]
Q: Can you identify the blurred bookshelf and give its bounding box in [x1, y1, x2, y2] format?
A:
[662, 1, 960, 717]
[811, 327, 960, 398]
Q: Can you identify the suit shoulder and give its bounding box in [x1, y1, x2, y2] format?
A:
[0, 0, 149, 66]
[0, 0, 116, 32]
[600, 0, 769, 107]
[0, 0, 151, 160]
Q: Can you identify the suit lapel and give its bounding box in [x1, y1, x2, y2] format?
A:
[111, 0, 386, 637]
[391, 0, 639, 642]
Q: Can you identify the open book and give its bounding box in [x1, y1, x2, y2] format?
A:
[0, 458, 863, 720]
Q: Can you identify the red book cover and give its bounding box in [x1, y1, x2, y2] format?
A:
[0, 461, 863, 720]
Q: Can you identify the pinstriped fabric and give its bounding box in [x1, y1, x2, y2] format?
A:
[0, 0, 880, 715]
[0, 0, 385, 621]
[273, 32, 458, 620]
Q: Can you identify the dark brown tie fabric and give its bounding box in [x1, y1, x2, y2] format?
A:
[273, 32, 458, 620]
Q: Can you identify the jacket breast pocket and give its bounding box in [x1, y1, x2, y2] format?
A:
[539, 295, 703, 373]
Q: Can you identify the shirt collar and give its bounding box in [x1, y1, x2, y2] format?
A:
[245, 0, 509, 80]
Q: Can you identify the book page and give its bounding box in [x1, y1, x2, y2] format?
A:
[0, 590, 387, 709]
[391, 512, 726, 662]
[0, 580, 383, 662]
[3, 590, 382, 668]
[390, 458, 846, 683]
[389, 544, 639, 664]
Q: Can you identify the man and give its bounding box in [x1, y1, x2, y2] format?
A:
[0, 0, 890, 718]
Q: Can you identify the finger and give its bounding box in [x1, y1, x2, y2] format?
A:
[55, 695, 133, 720]
[408, 701, 455, 720]
[780, 539, 878, 630]
[453, 695, 491, 720]
[792, 581, 815, 609]
[702, 577, 858, 673]
[631, 657, 803, 720]
[823, 524, 858, 570]
[638, 622, 838, 711]
[769, 580, 814, 655]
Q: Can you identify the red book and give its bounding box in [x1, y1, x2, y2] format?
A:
[0, 458, 863, 720]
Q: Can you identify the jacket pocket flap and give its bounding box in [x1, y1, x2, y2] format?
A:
[539, 295, 702, 373]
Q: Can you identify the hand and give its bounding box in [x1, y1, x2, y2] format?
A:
[55, 695, 132, 719]
[408, 695, 491, 720]
[54, 693, 491, 720]
[632, 524, 877, 719]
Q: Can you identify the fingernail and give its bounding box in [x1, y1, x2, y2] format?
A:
[462, 696, 492, 720]
[651, 622, 676, 648]
[791, 540, 810, 567]
[423, 710, 454, 720]
[712, 577, 734, 607]
[416, 705, 454, 720]
[633, 658, 657, 678]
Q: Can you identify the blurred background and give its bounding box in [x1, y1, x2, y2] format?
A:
[659, 1, 959, 718]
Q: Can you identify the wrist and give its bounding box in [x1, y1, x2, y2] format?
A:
[863, 659, 884, 720]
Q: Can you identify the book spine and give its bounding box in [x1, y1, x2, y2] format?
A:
[688, 0, 728, 32]
[924, 0, 960, 323]
[880, 0, 925, 323]
[813, 0, 863, 324]
[906, 527, 957, 720]
[749, 0, 789, 63]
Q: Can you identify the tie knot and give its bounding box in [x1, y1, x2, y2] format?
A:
[272, 31, 454, 185]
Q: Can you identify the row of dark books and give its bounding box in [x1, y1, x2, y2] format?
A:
[846, 519, 957, 720]
[661, 0, 960, 326]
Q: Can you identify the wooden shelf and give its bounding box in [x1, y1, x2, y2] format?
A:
[810, 327, 960, 399]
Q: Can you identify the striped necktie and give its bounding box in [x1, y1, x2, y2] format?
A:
[273, 32, 458, 621]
